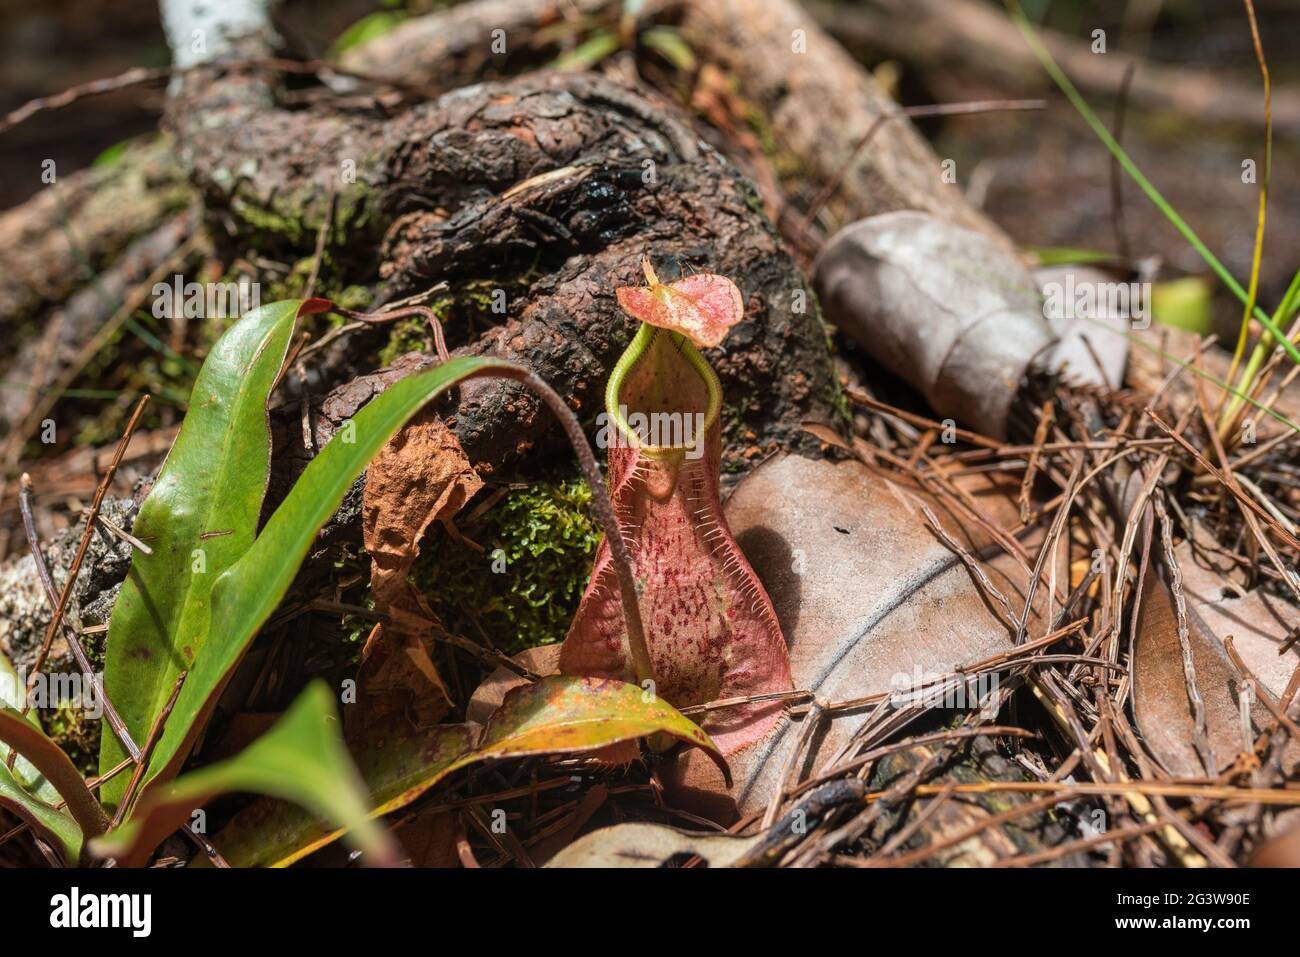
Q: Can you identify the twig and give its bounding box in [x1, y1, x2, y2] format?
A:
[110, 671, 188, 830]
[18, 474, 142, 762]
[15, 395, 150, 740]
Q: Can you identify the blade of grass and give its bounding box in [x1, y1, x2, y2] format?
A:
[1219, 0, 1272, 417]
[1221, 267, 1300, 434]
[1004, 0, 1300, 368]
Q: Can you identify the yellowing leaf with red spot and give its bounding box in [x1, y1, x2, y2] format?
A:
[200, 675, 727, 866]
[477, 676, 727, 783]
[615, 261, 744, 348]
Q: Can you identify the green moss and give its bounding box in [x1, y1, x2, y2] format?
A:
[231, 197, 308, 246]
[44, 703, 99, 778]
[378, 317, 435, 367]
[413, 476, 601, 654]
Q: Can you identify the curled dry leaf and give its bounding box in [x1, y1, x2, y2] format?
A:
[614, 260, 744, 349]
[357, 410, 482, 729]
[1133, 540, 1300, 778]
[667, 453, 1051, 822]
[814, 211, 1057, 439]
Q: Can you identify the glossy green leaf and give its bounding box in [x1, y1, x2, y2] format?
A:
[204, 676, 726, 867]
[91, 682, 396, 867]
[0, 707, 107, 844]
[640, 27, 697, 72]
[133, 352, 513, 802]
[551, 30, 621, 71]
[328, 10, 405, 55]
[1152, 277, 1213, 335]
[99, 299, 321, 808]
[0, 761, 82, 865]
[0, 652, 82, 863]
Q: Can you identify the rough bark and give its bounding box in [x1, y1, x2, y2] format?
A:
[0, 213, 193, 437]
[5, 62, 839, 664]
[339, 0, 1013, 251]
[244, 71, 836, 524]
[0, 137, 190, 328]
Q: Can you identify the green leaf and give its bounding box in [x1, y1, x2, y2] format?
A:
[328, 11, 406, 56]
[550, 30, 621, 71]
[204, 676, 727, 867]
[99, 300, 321, 808]
[0, 706, 107, 844]
[91, 682, 396, 868]
[132, 353, 514, 802]
[471, 676, 728, 775]
[640, 27, 697, 72]
[0, 652, 82, 863]
[0, 650, 58, 802]
[201, 720, 473, 868]
[1026, 245, 1118, 267]
[1152, 277, 1213, 335]
[0, 760, 82, 865]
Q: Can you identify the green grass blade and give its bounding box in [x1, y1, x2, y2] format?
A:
[1005, 1, 1300, 368]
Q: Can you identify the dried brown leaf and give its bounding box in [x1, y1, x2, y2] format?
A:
[357, 410, 482, 728]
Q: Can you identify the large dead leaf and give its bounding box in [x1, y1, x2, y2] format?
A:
[1134, 540, 1300, 777]
[666, 453, 1047, 822]
[357, 410, 482, 729]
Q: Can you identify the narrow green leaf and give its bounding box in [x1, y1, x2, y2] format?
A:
[0, 760, 81, 865]
[550, 30, 621, 71]
[0, 707, 107, 842]
[99, 300, 319, 807]
[91, 682, 396, 867]
[134, 355, 512, 800]
[204, 676, 727, 867]
[328, 11, 406, 56]
[640, 27, 697, 72]
[0, 652, 82, 863]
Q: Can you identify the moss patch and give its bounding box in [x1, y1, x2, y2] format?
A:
[413, 476, 600, 654]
